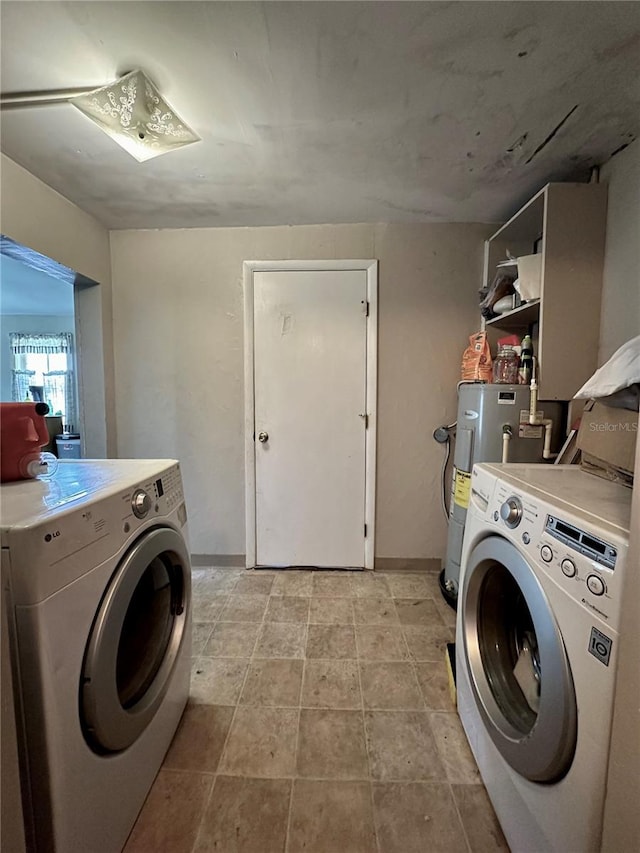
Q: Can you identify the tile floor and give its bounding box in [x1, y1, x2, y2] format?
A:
[125, 568, 509, 853]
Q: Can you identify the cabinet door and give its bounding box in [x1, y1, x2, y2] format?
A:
[538, 183, 607, 400]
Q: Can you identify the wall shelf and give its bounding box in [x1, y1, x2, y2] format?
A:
[485, 300, 540, 331]
[482, 183, 607, 401]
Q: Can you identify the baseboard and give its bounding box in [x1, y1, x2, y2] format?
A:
[374, 557, 441, 573]
[190, 554, 246, 567]
[191, 555, 442, 572]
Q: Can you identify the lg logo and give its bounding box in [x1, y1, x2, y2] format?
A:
[44, 530, 61, 543]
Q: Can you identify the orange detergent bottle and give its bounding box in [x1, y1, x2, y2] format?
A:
[0, 402, 52, 482]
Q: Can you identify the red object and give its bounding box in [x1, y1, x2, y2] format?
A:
[0, 402, 50, 482]
[497, 334, 521, 349]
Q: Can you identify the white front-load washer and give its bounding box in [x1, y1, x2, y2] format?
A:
[456, 463, 632, 853]
[1, 459, 192, 852]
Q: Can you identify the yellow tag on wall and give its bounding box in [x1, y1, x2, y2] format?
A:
[454, 469, 472, 509]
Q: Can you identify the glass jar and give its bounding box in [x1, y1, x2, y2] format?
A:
[493, 345, 519, 384]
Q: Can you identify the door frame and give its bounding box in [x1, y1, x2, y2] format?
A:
[243, 259, 378, 570]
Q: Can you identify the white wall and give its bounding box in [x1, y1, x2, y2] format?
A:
[0, 314, 75, 402]
[110, 222, 489, 560]
[0, 154, 116, 456]
[600, 138, 640, 853]
[599, 139, 640, 363]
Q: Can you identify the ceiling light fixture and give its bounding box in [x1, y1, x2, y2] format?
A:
[0, 70, 199, 162]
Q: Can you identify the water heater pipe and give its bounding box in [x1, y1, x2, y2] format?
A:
[528, 360, 557, 459]
[502, 424, 513, 463]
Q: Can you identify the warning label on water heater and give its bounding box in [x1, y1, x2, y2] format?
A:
[453, 469, 472, 509]
[518, 409, 544, 439]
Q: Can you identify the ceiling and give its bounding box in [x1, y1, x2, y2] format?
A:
[1, 1, 639, 230]
[0, 254, 75, 316]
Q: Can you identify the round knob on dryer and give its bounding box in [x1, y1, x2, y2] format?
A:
[500, 497, 523, 528]
[131, 489, 151, 518]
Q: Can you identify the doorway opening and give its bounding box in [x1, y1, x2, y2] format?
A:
[0, 235, 107, 458]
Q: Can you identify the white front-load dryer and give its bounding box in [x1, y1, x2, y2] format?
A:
[1, 459, 192, 852]
[456, 463, 632, 853]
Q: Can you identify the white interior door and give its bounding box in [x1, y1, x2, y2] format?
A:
[246, 263, 376, 568]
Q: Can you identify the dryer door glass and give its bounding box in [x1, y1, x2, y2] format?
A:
[116, 553, 179, 709]
[461, 535, 577, 783]
[81, 526, 191, 753]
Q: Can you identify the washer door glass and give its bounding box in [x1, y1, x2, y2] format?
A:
[81, 526, 191, 753]
[461, 535, 577, 782]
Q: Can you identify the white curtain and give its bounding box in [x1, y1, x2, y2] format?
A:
[11, 369, 36, 402]
[43, 371, 76, 430]
[9, 332, 76, 428]
[10, 332, 73, 354]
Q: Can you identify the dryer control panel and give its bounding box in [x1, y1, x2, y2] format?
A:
[7, 462, 187, 606]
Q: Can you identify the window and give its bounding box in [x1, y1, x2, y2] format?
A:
[10, 332, 76, 428]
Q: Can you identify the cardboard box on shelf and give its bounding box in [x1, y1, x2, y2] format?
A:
[576, 400, 637, 487]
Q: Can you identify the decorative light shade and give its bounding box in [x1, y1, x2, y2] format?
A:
[70, 69, 199, 162]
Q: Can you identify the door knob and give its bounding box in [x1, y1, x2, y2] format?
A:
[258, 431, 269, 443]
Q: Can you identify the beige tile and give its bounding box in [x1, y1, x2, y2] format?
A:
[190, 657, 248, 705]
[233, 572, 275, 594]
[309, 596, 353, 624]
[385, 573, 432, 598]
[301, 659, 361, 709]
[271, 570, 314, 596]
[193, 776, 291, 853]
[422, 573, 445, 600]
[353, 597, 400, 625]
[355, 626, 409, 660]
[351, 572, 391, 598]
[452, 784, 510, 852]
[163, 704, 234, 772]
[219, 594, 268, 622]
[192, 622, 214, 656]
[306, 624, 357, 659]
[372, 782, 468, 853]
[434, 596, 457, 628]
[191, 593, 229, 622]
[219, 707, 298, 777]
[203, 621, 260, 657]
[124, 769, 212, 853]
[194, 571, 239, 594]
[240, 659, 303, 707]
[254, 621, 307, 658]
[415, 662, 455, 710]
[365, 711, 445, 781]
[429, 712, 481, 783]
[265, 595, 310, 623]
[288, 780, 377, 853]
[297, 709, 368, 779]
[395, 598, 444, 627]
[402, 625, 455, 662]
[312, 573, 353, 597]
[360, 662, 424, 710]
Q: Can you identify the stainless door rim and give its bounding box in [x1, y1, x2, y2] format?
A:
[461, 535, 577, 782]
[81, 526, 191, 753]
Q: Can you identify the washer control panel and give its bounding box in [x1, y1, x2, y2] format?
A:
[545, 515, 617, 570]
[488, 479, 628, 630]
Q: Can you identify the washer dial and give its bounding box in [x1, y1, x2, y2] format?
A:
[500, 496, 523, 528]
